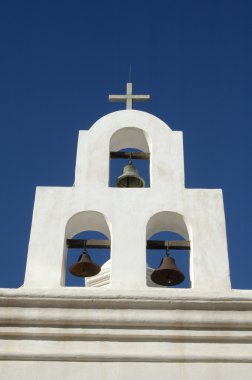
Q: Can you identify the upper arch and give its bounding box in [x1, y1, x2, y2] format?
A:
[65, 210, 111, 239]
[109, 127, 150, 153]
[146, 211, 189, 240]
[88, 110, 173, 137]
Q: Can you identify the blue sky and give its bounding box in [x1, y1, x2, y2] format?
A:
[0, 0, 252, 288]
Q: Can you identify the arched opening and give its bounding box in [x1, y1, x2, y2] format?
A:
[64, 211, 111, 287]
[146, 212, 190, 288]
[66, 230, 110, 287]
[109, 148, 150, 187]
[147, 231, 190, 288]
[109, 127, 151, 188]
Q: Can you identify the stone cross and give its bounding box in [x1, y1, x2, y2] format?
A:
[109, 82, 150, 110]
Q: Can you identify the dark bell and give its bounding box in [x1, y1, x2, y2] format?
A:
[151, 256, 185, 286]
[69, 252, 101, 277]
[116, 160, 145, 188]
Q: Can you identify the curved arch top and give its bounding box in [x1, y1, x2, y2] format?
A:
[75, 109, 184, 190]
[109, 127, 150, 153]
[146, 211, 189, 240]
[88, 110, 173, 136]
[65, 211, 111, 239]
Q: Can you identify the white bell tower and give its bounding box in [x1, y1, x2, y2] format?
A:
[1, 83, 252, 380]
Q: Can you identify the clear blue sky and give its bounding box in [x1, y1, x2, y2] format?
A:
[0, 0, 252, 288]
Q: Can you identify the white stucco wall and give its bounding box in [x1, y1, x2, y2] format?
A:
[2, 362, 252, 380]
[23, 109, 230, 291]
[1, 109, 252, 378]
[1, 288, 252, 379]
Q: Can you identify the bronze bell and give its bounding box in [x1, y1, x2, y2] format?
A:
[151, 255, 185, 286]
[116, 159, 145, 188]
[69, 251, 101, 277]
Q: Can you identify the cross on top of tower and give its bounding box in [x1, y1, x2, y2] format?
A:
[109, 82, 150, 110]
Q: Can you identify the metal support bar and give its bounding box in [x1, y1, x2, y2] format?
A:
[67, 239, 110, 249]
[147, 240, 190, 250]
[110, 152, 150, 160]
[67, 239, 190, 250]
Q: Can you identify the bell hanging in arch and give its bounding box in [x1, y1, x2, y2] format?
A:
[116, 159, 145, 188]
[69, 249, 101, 277]
[151, 250, 185, 286]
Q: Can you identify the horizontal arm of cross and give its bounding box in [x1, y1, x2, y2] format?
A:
[109, 95, 150, 102]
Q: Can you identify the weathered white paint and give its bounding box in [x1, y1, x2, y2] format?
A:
[1, 288, 252, 379]
[1, 362, 252, 380]
[85, 259, 162, 287]
[1, 108, 251, 379]
[23, 109, 231, 291]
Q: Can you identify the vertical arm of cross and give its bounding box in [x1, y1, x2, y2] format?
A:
[126, 82, 132, 110]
